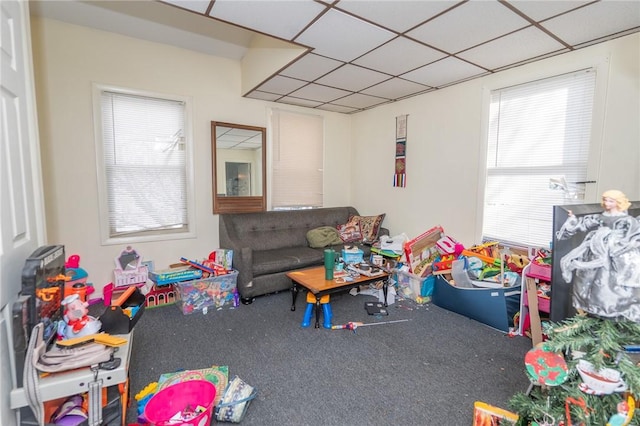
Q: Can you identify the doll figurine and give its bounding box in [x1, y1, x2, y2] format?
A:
[61, 294, 102, 339]
[556, 190, 640, 322]
[607, 399, 632, 426]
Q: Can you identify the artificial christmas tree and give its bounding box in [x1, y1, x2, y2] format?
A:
[509, 315, 639, 425]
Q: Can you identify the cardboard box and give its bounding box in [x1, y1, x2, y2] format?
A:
[341, 248, 364, 264]
[149, 266, 202, 285]
[175, 271, 239, 315]
[432, 275, 520, 332]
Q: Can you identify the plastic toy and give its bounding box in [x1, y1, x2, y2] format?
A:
[461, 250, 501, 267]
[180, 257, 216, 275]
[607, 395, 635, 426]
[135, 382, 158, 402]
[113, 246, 148, 287]
[60, 294, 101, 339]
[301, 293, 332, 329]
[435, 235, 458, 254]
[331, 318, 410, 333]
[63, 254, 96, 302]
[135, 381, 159, 423]
[49, 394, 87, 426]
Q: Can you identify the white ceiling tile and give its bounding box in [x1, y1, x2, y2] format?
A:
[507, 0, 591, 22]
[256, 75, 308, 95]
[361, 78, 430, 100]
[277, 97, 324, 108]
[295, 9, 396, 62]
[160, 0, 211, 14]
[209, 0, 327, 40]
[353, 36, 447, 76]
[315, 64, 391, 92]
[541, 1, 640, 46]
[287, 83, 352, 103]
[280, 54, 344, 81]
[337, 0, 455, 32]
[332, 93, 389, 109]
[458, 26, 566, 70]
[402, 56, 487, 88]
[246, 91, 282, 102]
[316, 103, 360, 114]
[407, 1, 530, 53]
[34, 0, 640, 114]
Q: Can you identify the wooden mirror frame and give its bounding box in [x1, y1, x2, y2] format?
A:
[211, 121, 267, 214]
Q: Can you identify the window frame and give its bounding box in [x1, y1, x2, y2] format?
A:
[476, 58, 609, 249]
[267, 108, 324, 210]
[92, 83, 196, 245]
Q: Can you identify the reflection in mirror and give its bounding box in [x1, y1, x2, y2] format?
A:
[212, 122, 266, 214]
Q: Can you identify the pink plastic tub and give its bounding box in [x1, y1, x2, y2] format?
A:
[144, 380, 216, 426]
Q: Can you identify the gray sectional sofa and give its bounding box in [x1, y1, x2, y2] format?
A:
[219, 207, 387, 304]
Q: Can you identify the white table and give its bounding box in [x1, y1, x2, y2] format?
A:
[10, 333, 133, 423]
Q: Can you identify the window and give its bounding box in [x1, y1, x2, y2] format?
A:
[482, 69, 597, 248]
[94, 85, 194, 243]
[269, 109, 323, 209]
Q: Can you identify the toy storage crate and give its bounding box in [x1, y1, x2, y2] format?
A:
[432, 275, 521, 332]
[175, 271, 239, 315]
[394, 269, 433, 304]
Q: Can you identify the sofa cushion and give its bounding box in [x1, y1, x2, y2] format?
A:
[221, 207, 360, 251]
[253, 247, 322, 276]
[306, 226, 343, 248]
[349, 213, 386, 243]
[337, 217, 363, 243]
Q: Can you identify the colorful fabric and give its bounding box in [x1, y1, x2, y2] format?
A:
[337, 217, 363, 243]
[348, 214, 386, 243]
[394, 115, 407, 187]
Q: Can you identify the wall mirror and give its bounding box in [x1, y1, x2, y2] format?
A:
[211, 121, 266, 214]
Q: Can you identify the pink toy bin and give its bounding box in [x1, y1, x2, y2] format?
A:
[144, 380, 216, 426]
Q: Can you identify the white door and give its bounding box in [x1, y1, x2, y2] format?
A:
[0, 1, 46, 425]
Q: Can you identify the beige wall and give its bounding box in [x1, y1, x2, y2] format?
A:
[30, 17, 351, 294]
[350, 33, 640, 247]
[31, 16, 639, 295]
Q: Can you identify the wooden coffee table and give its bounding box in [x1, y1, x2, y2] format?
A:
[287, 266, 389, 328]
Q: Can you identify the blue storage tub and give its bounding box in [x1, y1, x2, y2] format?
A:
[432, 275, 521, 332]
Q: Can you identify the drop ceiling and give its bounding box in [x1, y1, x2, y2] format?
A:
[31, 0, 640, 114]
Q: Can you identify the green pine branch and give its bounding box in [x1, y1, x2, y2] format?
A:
[509, 315, 640, 425]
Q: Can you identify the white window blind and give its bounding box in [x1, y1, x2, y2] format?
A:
[270, 109, 323, 209]
[483, 69, 596, 248]
[99, 89, 190, 239]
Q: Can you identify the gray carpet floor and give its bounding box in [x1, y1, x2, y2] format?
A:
[125, 290, 533, 425]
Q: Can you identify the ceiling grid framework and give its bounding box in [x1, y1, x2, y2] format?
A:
[32, 0, 640, 114]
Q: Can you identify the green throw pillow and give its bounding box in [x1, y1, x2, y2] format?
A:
[306, 226, 343, 248]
